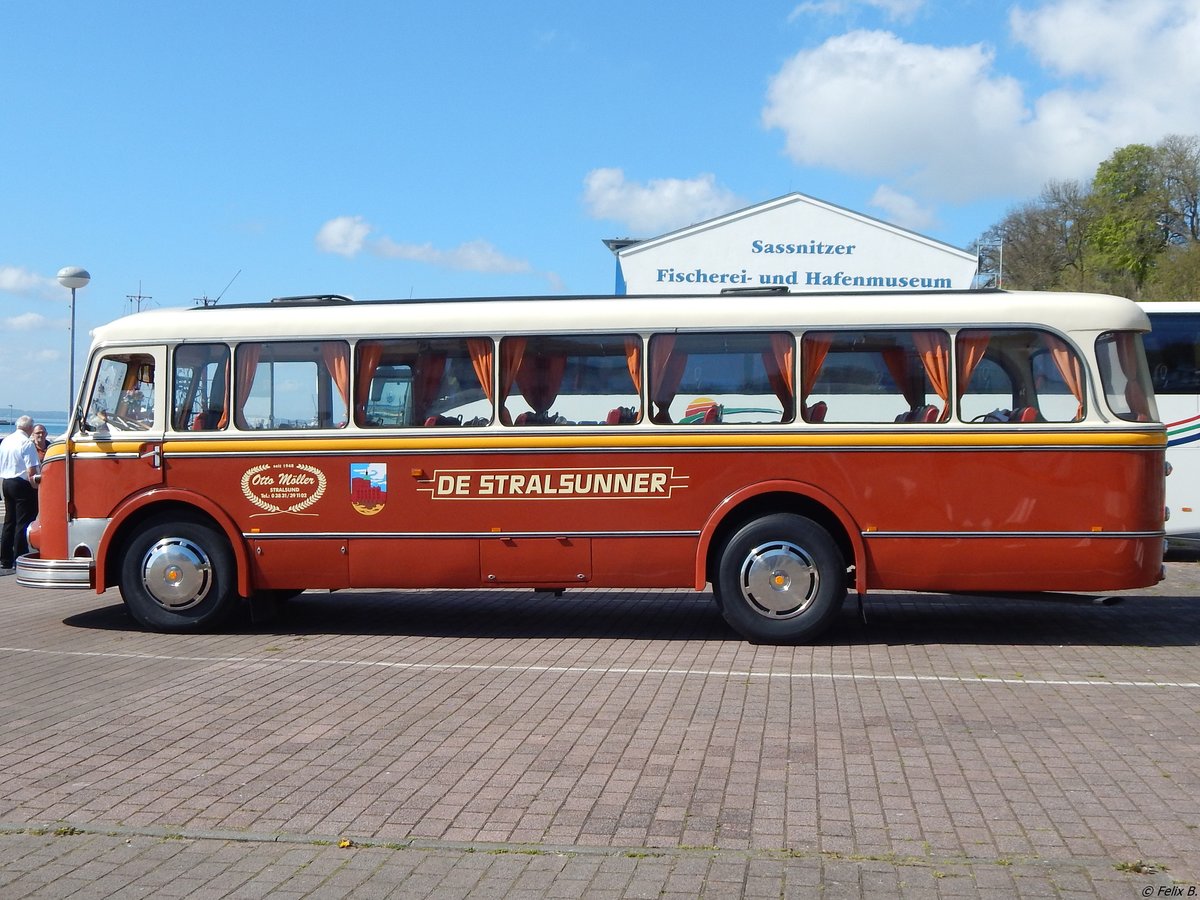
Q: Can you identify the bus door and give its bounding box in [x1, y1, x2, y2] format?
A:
[70, 347, 167, 520]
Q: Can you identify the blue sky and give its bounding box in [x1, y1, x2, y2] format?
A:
[3, 0, 1198, 414]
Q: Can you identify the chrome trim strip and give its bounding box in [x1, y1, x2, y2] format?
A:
[242, 530, 701, 540]
[862, 530, 1164, 540]
[14, 554, 95, 590]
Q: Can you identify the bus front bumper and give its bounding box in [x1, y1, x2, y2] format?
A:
[15, 554, 95, 590]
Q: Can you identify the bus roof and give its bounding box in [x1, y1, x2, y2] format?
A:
[89, 289, 1151, 346]
[1139, 300, 1200, 313]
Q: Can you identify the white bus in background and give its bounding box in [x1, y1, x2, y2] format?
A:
[1141, 302, 1200, 549]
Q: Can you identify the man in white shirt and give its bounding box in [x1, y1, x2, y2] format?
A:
[1, 416, 40, 574]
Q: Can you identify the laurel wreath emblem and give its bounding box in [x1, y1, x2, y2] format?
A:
[241, 463, 327, 516]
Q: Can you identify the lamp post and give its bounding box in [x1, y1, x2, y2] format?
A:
[57, 266, 90, 419]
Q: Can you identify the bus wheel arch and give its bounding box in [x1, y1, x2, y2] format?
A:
[99, 494, 252, 599]
[698, 484, 865, 597]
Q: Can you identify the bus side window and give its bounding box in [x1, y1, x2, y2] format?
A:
[234, 341, 349, 430]
[85, 353, 157, 432]
[354, 338, 493, 428]
[801, 330, 948, 423]
[648, 332, 793, 425]
[501, 334, 642, 426]
[957, 330, 1085, 423]
[1142, 312, 1200, 393]
[173, 343, 230, 431]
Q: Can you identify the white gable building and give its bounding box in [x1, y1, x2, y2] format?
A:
[607, 192, 978, 295]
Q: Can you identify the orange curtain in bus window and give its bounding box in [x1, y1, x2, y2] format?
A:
[800, 334, 831, 410]
[467, 339, 496, 423]
[412, 351, 448, 422]
[649, 336, 687, 423]
[881, 346, 922, 409]
[354, 341, 385, 426]
[499, 338, 526, 425]
[1044, 334, 1085, 420]
[320, 343, 350, 426]
[955, 331, 991, 414]
[624, 338, 643, 420]
[763, 333, 795, 422]
[913, 332, 951, 421]
[234, 344, 262, 429]
[212, 348, 232, 430]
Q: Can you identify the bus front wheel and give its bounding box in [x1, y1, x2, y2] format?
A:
[119, 515, 237, 632]
[714, 513, 846, 644]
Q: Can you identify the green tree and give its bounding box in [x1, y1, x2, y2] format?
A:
[977, 135, 1200, 299]
[1156, 133, 1200, 244]
[1086, 143, 1169, 296]
[977, 180, 1094, 291]
[1143, 242, 1200, 300]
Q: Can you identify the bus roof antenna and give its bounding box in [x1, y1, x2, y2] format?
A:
[215, 269, 241, 303]
[196, 270, 241, 307]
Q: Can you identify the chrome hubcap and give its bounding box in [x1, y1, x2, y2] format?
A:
[739, 540, 819, 619]
[140, 537, 212, 611]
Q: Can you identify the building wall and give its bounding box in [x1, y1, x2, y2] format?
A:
[613, 193, 978, 295]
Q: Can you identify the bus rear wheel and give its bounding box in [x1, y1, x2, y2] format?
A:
[714, 513, 846, 644]
[119, 515, 237, 632]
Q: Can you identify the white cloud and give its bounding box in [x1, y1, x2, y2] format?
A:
[789, 0, 924, 22]
[373, 237, 531, 274]
[315, 217, 534, 276]
[582, 168, 743, 234]
[315, 215, 371, 257]
[763, 1, 1200, 205]
[763, 31, 1030, 202]
[868, 185, 936, 231]
[4, 312, 51, 331]
[0, 265, 58, 300]
[1010, 0, 1200, 139]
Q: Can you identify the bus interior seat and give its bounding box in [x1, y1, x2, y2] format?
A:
[424, 414, 461, 427]
[805, 401, 827, 423]
[515, 411, 563, 425]
[896, 405, 938, 423]
[1013, 406, 1040, 423]
[702, 405, 722, 424]
[606, 406, 637, 425]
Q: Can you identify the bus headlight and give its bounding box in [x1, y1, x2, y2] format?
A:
[1164, 506, 1171, 522]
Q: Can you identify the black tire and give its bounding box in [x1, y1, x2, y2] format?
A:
[713, 513, 846, 644]
[119, 514, 237, 632]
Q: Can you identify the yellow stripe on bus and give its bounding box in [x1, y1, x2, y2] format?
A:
[104, 429, 1171, 455]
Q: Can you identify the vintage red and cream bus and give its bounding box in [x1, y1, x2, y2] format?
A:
[17, 289, 1167, 643]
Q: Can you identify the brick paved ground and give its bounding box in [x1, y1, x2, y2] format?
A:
[0, 560, 1197, 897]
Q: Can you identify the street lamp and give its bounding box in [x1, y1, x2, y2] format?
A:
[57, 266, 90, 419]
